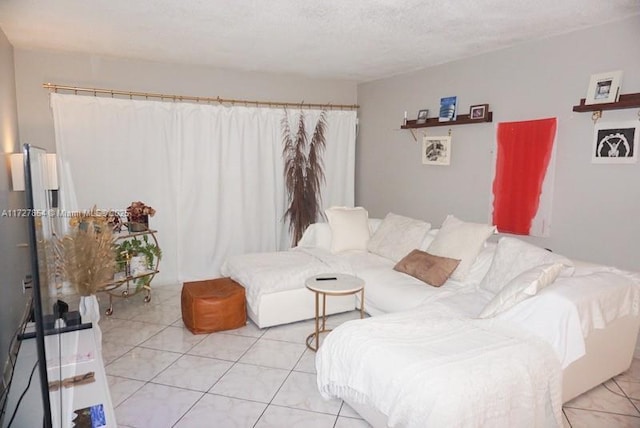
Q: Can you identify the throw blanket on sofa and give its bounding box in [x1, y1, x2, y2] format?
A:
[220, 247, 353, 311]
[317, 304, 563, 428]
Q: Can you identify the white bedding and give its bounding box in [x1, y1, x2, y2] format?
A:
[317, 304, 563, 428]
[433, 265, 640, 369]
[220, 247, 353, 312]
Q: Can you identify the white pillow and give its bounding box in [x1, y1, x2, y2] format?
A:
[325, 206, 370, 252]
[479, 237, 574, 294]
[426, 215, 496, 281]
[297, 218, 383, 251]
[296, 223, 333, 250]
[368, 218, 383, 235]
[419, 228, 439, 251]
[463, 242, 497, 285]
[479, 263, 564, 318]
[367, 213, 431, 262]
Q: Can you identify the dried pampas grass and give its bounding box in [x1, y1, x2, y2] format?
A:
[282, 109, 327, 246]
[57, 223, 116, 296]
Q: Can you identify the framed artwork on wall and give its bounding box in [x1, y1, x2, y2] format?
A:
[422, 135, 451, 166]
[592, 121, 638, 164]
[585, 71, 623, 105]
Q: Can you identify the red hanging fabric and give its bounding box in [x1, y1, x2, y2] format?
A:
[492, 118, 557, 235]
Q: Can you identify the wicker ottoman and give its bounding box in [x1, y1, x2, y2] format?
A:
[181, 278, 247, 334]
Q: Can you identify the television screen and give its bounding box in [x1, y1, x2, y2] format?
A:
[23, 144, 58, 428]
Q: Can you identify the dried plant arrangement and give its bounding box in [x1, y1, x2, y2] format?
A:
[56, 222, 116, 296]
[282, 110, 327, 246]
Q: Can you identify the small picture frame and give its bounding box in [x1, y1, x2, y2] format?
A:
[585, 70, 623, 105]
[592, 121, 638, 164]
[422, 135, 451, 166]
[416, 109, 429, 124]
[469, 104, 488, 120]
[438, 96, 457, 122]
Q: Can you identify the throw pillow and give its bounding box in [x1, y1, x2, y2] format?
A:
[479, 237, 574, 294]
[426, 215, 496, 281]
[479, 263, 564, 318]
[367, 213, 432, 262]
[296, 222, 332, 250]
[325, 206, 370, 252]
[419, 228, 439, 251]
[394, 250, 460, 287]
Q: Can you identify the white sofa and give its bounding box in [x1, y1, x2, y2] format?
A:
[221, 210, 640, 411]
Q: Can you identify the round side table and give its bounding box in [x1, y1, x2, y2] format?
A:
[305, 273, 365, 352]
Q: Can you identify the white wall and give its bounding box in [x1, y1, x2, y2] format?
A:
[356, 16, 640, 271]
[13, 49, 358, 153]
[0, 27, 30, 389]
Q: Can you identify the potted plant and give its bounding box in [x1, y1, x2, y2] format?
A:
[115, 234, 162, 290]
[126, 201, 156, 232]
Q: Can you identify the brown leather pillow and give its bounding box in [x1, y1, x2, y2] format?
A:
[394, 249, 461, 287]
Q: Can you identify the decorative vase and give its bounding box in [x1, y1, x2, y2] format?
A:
[127, 214, 149, 232]
[79, 294, 102, 352]
[130, 255, 147, 275]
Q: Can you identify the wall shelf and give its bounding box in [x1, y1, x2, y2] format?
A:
[401, 112, 493, 141]
[401, 112, 493, 129]
[572, 92, 640, 112]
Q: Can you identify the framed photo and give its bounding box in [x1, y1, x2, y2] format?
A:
[416, 109, 429, 124]
[592, 121, 638, 164]
[585, 70, 623, 105]
[422, 135, 451, 166]
[469, 104, 488, 120]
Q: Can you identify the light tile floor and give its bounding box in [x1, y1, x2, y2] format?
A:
[97, 284, 640, 428]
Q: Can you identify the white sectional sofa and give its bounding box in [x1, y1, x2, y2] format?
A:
[221, 208, 640, 411]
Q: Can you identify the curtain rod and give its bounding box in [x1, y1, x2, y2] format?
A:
[42, 83, 359, 111]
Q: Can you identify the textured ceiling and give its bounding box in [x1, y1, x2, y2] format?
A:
[0, 0, 638, 82]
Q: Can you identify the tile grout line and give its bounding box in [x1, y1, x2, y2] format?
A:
[612, 377, 640, 415]
[107, 308, 361, 427]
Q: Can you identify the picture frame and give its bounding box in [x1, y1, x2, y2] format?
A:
[592, 121, 638, 164]
[416, 109, 429, 124]
[422, 135, 451, 166]
[585, 70, 623, 105]
[469, 104, 488, 120]
[438, 96, 457, 122]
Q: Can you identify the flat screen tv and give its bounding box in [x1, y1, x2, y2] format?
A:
[24, 144, 56, 427]
[9, 144, 108, 428]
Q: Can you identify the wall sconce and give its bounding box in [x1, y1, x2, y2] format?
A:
[9, 153, 25, 191]
[9, 153, 58, 192]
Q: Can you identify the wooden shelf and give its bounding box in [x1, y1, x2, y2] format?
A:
[401, 112, 493, 129]
[572, 92, 640, 112]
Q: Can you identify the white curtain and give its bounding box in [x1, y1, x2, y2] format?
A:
[50, 93, 356, 285]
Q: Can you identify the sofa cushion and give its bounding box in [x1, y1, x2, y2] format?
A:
[479, 237, 574, 294]
[426, 215, 496, 281]
[479, 263, 564, 318]
[367, 213, 431, 262]
[394, 249, 460, 287]
[325, 206, 370, 252]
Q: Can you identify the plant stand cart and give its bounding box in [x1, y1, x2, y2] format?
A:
[100, 229, 161, 316]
